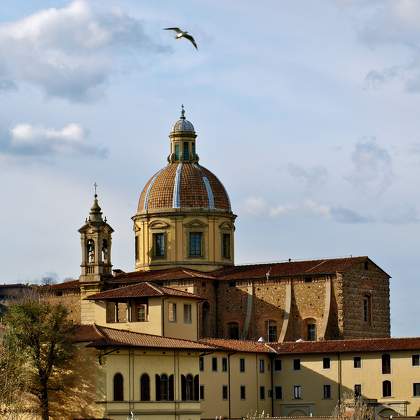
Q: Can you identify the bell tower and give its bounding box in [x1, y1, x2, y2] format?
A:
[79, 187, 113, 324]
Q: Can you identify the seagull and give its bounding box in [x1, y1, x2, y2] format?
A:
[164, 27, 198, 49]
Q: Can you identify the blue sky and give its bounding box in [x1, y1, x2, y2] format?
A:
[0, 0, 419, 336]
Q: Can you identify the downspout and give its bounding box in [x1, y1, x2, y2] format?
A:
[256, 353, 259, 412]
[338, 352, 342, 408]
[228, 352, 233, 419]
[270, 354, 274, 417]
[173, 351, 177, 420]
[215, 281, 219, 337]
[162, 297, 166, 337]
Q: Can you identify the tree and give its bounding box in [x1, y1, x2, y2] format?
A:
[2, 298, 76, 420]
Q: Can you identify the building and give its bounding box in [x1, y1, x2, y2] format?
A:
[6, 108, 420, 419]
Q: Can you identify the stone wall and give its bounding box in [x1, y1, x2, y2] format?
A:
[341, 260, 390, 338]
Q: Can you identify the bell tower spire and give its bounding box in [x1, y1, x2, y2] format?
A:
[168, 105, 199, 163]
[79, 185, 114, 283]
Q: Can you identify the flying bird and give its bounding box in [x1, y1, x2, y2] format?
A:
[164, 27, 198, 49]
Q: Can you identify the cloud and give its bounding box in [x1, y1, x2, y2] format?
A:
[330, 207, 371, 224]
[356, 0, 420, 93]
[0, 0, 168, 102]
[0, 123, 107, 158]
[287, 163, 328, 188]
[345, 140, 393, 194]
[243, 197, 370, 224]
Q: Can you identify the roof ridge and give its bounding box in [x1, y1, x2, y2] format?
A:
[147, 282, 164, 295]
[98, 324, 211, 346]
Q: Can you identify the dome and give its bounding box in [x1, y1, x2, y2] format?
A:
[171, 105, 195, 133]
[172, 118, 195, 133]
[138, 162, 231, 213]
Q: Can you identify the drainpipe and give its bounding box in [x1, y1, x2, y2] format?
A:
[228, 352, 233, 419]
[256, 353, 259, 413]
[338, 352, 342, 408]
[270, 354, 274, 417]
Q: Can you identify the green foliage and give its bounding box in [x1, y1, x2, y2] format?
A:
[2, 298, 76, 419]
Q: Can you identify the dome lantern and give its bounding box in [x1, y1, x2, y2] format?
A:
[168, 105, 199, 163]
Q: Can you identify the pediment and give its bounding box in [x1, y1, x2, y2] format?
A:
[149, 220, 170, 229]
[219, 221, 233, 231]
[184, 219, 208, 229]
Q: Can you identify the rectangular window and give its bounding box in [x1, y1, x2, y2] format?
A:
[212, 357, 218, 372]
[307, 324, 316, 341]
[354, 356, 361, 368]
[136, 304, 148, 322]
[199, 356, 204, 371]
[260, 386, 265, 400]
[268, 323, 277, 342]
[222, 233, 231, 259]
[222, 357, 228, 372]
[240, 385, 246, 400]
[363, 295, 371, 324]
[222, 385, 228, 400]
[293, 359, 301, 370]
[293, 385, 302, 400]
[323, 357, 331, 369]
[106, 302, 116, 323]
[200, 385, 204, 400]
[135, 236, 139, 261]
[274, 359, 282, 371]
[189, 232, 203, 257]
[412, 355, 420, 366]
[183, 142, 189, 160]
[275, 386, 282, 400]
[153, 233, 165, 257]
[323, 384, 331, 399]
[192, 142, 196, 157]
[175, 144, 180, 160]
[168, 302, 177, 322]
[382, 354, 391, 374]
[240, 358, 245, 372]
[259, 359, 265, 373]
[354, 384, 362, 398]
[183, 304, 192, 323]
[414, 383, 420, 397]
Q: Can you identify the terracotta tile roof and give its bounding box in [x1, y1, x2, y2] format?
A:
[44, 280, 80, 291]
[199, 338, 273, 353]
[110, 267, 217, 285]
[269, 337, 420, 355]
[73, 324, 103, 343]
[215, 256, 390, 280]
[137, 163, 231, 213]
[81, 325, 214, 351]
[87, 281, 203, 301]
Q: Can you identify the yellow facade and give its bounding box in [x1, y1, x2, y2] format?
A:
[98, 349, 201, 420]
[273, 351, 420, 417]
[133, 213, 235, 272]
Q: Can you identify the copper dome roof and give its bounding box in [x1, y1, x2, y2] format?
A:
[138, 162, 231, 213]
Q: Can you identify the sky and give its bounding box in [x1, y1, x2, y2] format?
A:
[0, 0, 419, 337]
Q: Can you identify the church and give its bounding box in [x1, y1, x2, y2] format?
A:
[42, 108, 420, 419]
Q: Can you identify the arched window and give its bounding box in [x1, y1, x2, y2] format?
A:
[87, 239, 95, 263]
[227, 322, 239, 339]
[194, 375, 199, 401]
[382, 354, 391, 374]
[186, 374, 194, 400]
[140, 373, 150, 401]
[102, 239, 108, 263]
[113, 373, 124, 401]
[383, 380, 392, 397]
[155, 374, 173, 401]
